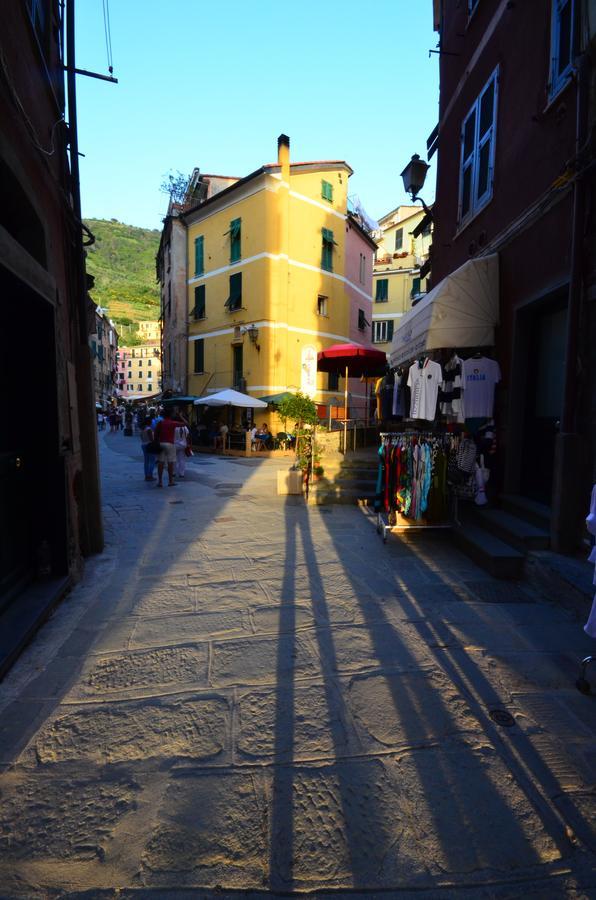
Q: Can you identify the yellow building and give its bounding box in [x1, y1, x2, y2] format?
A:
[183, 135, 376, 419]
[116, 344, 162, 399]
[371, 205, 432, 351]
[137, 320, 160, 343]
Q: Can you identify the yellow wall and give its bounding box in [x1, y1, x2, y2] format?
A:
[186, 162, 371, 413]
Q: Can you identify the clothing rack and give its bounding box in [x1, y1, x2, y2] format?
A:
[373, 430, 459, 543]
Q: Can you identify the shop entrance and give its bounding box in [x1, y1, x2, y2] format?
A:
[0, 267, 68, 609]
[520, 298, 567, 504]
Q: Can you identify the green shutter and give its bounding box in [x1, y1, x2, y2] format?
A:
[387, 320, 394, 342]
[225, 272, 242, 309]
[194, 339, 204, 373]
[194, 236, 204, 275]
[230, 218, 241, 263]
[321, 228, 334, 271]
[375, 279, 388, 301]
[193, 284, 206, 319]
[321, 179, 333, 202]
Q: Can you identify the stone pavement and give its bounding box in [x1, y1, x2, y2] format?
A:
[0, 430, 595, 899]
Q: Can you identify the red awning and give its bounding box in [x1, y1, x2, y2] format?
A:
[317, 343, 387, 377]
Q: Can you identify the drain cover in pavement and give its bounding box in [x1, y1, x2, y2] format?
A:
[465, 581, 535, 604]
[489, 709, 515, 727]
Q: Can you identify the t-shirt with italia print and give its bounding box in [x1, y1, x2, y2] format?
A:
[462, 356, 501, 418]
[407, 358, 443, 421]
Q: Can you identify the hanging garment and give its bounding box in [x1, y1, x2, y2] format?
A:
[381, 377, 394, 419]
[374, 377, 384, 421]
[426, 448, 448, 523]
[462, 357, 501, 418]
[440, 354, 464, 422]
[584, 485, 596, 639]
[407, 358, 443, 421]
[392, 371, 403, 417]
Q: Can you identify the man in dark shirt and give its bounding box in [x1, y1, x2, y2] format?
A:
[154, 412, 187, 487]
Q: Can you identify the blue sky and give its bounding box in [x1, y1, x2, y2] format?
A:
[76, 1, 439, 230]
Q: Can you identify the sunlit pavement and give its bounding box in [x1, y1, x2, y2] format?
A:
[0, 430, 595, 898]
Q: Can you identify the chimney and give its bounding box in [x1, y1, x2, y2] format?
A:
[277, 133, 290, 181]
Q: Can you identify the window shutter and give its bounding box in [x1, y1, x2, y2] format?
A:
[225, 272, 242, 309]
[194, 236, 204, 275]
[194, 339, 204, 373]
[387, 320, 394, 342]
[193, 284, 206, 319]
[375, 279, 388, 301]
[230, 218, 241, 263]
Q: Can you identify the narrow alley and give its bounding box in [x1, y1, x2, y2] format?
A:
[0, 432, 595, 899]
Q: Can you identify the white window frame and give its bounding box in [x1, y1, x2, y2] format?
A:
[373, 321, 389, 343]
[317, 294, 328, 317]
[458, 66, 499, 226]
[468, 0, 479, 17]
[549, 0, 575, 100]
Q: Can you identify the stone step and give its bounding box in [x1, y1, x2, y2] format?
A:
[471, 507, 550, 552]
[453, 522, 525, 580]
[0, 576, 70, 679]
[500, 494, 551, 532]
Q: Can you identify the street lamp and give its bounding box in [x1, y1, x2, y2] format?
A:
[400, 154, 432, 217]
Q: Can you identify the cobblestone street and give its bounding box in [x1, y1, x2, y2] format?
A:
[0, 431, 595, 898]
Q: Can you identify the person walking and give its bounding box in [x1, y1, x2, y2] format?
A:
[154, 410, 187, 487]
[174, 422, 190, 478]
[140, 417, 156, 481]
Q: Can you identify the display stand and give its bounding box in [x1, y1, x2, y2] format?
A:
[368, 430, 461, 544]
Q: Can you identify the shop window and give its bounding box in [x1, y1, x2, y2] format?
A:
[372, 320, 394, 343]
[375, 279, 388, 302]
[321, 228, 334, 272]
[194, 235, 204, 276]
[549, 0, 575, 99]
[321, 180, 333, 202]
[225, 272, 242, 311]
[458, 66, 499, 224]
[230, 218, 241, 263]
[317, 295, 328, 316]
[394, 229, 403, 251]
[194, 339, 204, 374]
[192, 284, 206, 319]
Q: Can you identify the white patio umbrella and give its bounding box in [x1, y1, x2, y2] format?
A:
[193, 389, 267, 408]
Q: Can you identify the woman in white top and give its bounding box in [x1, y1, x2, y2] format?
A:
[174, 424, 190, 478]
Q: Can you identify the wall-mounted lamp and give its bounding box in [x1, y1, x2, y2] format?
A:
[400, 154, 433, 218]
[241, 323, 260, 351]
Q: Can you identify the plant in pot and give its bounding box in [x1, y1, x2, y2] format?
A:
[277, 392, 319, 484]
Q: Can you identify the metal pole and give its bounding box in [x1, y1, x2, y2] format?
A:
[343, 364, 348, 455]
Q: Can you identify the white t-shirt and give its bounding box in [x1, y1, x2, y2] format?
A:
[407, 358, 443, 420]
[462, 357, 501, 418]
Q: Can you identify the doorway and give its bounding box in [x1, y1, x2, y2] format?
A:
[520, 299, 567, 504]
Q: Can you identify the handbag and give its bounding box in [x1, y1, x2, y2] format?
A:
[146, 440, 161, 454]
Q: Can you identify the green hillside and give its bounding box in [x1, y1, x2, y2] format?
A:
[84, 218, 161, 325]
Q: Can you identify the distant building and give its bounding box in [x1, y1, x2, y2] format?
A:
[116, 345, 162, 399]
[137, 320, 160, 343]
[90, 311, 118, 405]
[372, 206, 432, 351]
[0, 1, 103, 671]
[159, 135, 376, 420]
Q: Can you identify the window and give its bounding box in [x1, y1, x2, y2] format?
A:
[394, 228, 403, 251]
[138, 360, 142, 366]
[98, 346, 104, 362]
[359, 253, 366, 284]
[459, 67, 498, 224]
[137, 384, 142, 391]
[321, 179, 333, 202]
[317, 295, 328, 316]
[192, 284, 206, 319]
[194, 339, 204, 373]
[127, 372, 132, 379]
[422, 219, 432, 236]
[225, 272, 242, 311]
[128, 360, 131, 367]
[230, 218, 241, 263]
[194, 236, 204, 276]
[358, 309, 370, 331]
[375, 279, 389, 302]
[91, 340, 97, 357]
[148, 359, 152, 367]
[321, 228, 334, 271]
[148, 383, 152, 391]
[373, 320, 394, 343]
[328, 372, 339, 391]
[411, 276, 421, 298]
[549, 0, 575, 98]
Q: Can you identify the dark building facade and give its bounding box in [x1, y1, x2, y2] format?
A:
[429, 0, 596, 551]
[0, 1, 103, 673]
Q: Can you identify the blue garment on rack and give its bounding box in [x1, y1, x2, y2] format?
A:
[420, 442, 433, 514]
